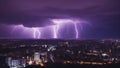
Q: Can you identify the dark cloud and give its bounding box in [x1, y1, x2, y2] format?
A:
[0, 0, 119, 27]
[0, 0, 120, 39]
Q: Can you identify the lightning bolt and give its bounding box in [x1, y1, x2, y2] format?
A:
[11, 25, 41, 39]
[53, 25, 59, 38]
[10, 18, 88, 39]
[32, 28, 41, 39]
[74, 23, 79, 39]
[51, 19, 82, 39]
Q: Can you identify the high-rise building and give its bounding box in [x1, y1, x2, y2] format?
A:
[11, 60, 20, 68]
[6, 57, 27, 68]
[34, 52, 40, 64]
[28, 58, 33, 65]
[20, 58, 26, 67]
[41, 52, 47, 63]
[6, 57, 12, 67]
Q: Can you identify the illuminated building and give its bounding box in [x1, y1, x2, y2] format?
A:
[6, 57, 12, 67]
[40, 52, 48, 63]
[6, 57, 26, 68]
[28, 58, 33, 65]
[34, 52, 40, 65]
[11, 60, 20, 68]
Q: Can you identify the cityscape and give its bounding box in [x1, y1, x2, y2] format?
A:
[0, 0, 120, 68]
[0, 39, 120, 68]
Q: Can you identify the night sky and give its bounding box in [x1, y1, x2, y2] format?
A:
[0, 0, 120, 39]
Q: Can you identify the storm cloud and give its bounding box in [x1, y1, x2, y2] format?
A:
[0, 0, 120, 39]
[0, 0, 119, 26]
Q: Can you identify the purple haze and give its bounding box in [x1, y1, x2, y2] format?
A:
[0, 0, 120, 39]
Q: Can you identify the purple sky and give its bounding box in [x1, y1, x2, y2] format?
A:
[0, 0, 120, 39]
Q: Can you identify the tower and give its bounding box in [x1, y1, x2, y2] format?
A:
[34, 52, 40, 64]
